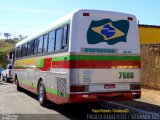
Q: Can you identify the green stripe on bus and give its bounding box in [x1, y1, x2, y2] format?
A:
[46, 87, 69, 98]
[38, 58, 44, 68]
[52, 55, 140, 61]
[19, 80, 37, 88]
[45, 87, 57, 95]
[19, 80, 69, 98]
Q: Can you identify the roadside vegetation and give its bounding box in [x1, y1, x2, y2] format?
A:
[0, 40, 16, 68]
[0, 33, 26, 68]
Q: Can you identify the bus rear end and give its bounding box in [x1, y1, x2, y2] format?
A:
[68, 10, 140, 103]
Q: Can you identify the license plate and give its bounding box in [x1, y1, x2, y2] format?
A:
[104, 84, 116, 89]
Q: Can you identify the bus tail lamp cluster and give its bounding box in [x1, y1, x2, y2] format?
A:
[130, 83, 141, 99]
[130, 83, 141, 90]
[70, 85, 89, 92]
[9, 70, 11, 75]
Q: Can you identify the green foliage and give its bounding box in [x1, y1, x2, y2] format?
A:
[0, 40, 15, 68]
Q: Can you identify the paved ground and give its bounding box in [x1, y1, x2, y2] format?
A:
[137, 88, 160, 106]
[0, 82, 58, 114]
[0, 82, 160, 120]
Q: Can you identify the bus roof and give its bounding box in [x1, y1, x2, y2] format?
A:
[16, 11, 75, 47]
[16, 9, 135, 47]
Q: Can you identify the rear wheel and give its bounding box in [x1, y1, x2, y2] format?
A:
[4, 75, 8, 82]
[38, 81, 46, 106]
[16, 79, 23, 91]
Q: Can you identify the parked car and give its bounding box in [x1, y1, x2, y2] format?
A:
[1, 64, 13, 82]
[0, 67, 4, 79]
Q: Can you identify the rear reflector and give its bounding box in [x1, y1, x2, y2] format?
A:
[83, 13, 90, 16]
[70, 85, 88, 92]
[128, 17, 133, 21]
[9, 70, 11, 75]
[132, 91, 141, 99]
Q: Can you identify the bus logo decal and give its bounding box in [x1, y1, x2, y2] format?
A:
[101, 24, 116, 38]
[87, 19, 129, 45]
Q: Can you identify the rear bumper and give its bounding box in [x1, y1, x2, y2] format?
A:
[68, 91, 141, 103]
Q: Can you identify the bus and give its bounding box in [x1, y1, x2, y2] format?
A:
[13, 9, 141, 106]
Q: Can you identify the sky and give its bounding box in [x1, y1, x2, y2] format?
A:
[0, 0, 160, 38]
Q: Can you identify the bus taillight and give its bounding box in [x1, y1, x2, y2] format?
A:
[130, 83, 141, 90]
[9, 70, 11, 75]
[70, 85, 89, 92]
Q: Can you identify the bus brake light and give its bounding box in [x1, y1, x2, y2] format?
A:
[83, 13, 90, 16]
[130, 84, 141, 90]
[70, 85, 88, 92]
[9, 70, 11, 75]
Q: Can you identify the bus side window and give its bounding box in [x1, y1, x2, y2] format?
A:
[34, 39, 38, 55]
[31, 40, 35, 55]
[15, 47, 19, 58]
[25, 43, 28, 56]
[62, 24, 69, 51]
[37, 36, 43, 54]
[19, 47, 21, 58]
[43, 34, 48, 53]
[21, 45, 24, 57]
[55, 28, 63, 52]
[22, 44, 27, 57]
[27, 42, 31, 56]
[48, 30, 55, 53]
[27, 40, 34, 56]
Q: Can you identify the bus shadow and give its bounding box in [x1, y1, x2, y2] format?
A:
[45, 102, 102, 120]
[45, 100, 160, 120]
[19, 89, 102, 120]
[19, 88, 38, 100]
[116, 100, 160, 114]
[19, 89, 160, 120]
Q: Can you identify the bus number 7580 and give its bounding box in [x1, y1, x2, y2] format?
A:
[119, 72, 134, 79]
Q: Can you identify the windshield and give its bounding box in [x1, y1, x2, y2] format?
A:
[7, 65, 12, 69]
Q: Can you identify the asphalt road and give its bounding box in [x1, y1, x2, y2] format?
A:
[0, 82, 160, 120]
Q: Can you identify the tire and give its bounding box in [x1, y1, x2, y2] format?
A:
[16, 80, 23, 91]
[38, 81, 46, 107]
[4, 75, 8, 82]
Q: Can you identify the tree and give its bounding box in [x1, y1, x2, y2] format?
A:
[19, 34, 23, 40]
[4, 33, 11, 40]
[0, 42, 13, 68]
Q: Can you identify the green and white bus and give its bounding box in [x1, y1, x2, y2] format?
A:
[13, 9, 141, 106]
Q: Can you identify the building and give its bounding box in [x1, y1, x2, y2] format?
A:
[139, 24, 160, 90]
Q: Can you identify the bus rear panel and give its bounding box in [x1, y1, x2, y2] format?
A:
[68, 10, 140, 103]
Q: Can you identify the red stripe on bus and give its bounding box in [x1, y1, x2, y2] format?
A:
[19, 82, 37, 94]
[46, 91, 134, 104]
[18, 81, 136, 104]
[46, 92, 69, 104]
[52, 60, 141, 68]
[69, 92, 133, 103]
[40, 58, 52, 71]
